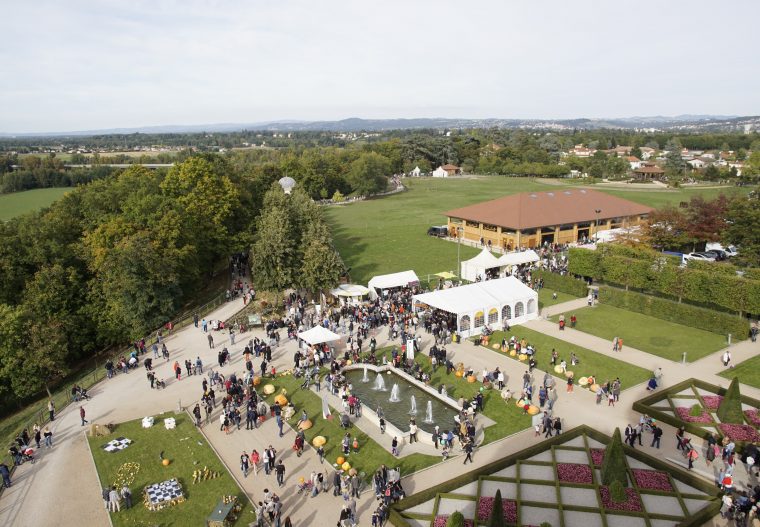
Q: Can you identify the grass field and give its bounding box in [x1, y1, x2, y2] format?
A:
[538, 288, 578, 309]
[325, 177, 742, 284]
[551, 305, 728, 362]
[489, 327, 652, 389]
[88, 414, 251, 527]
[0, 187, 70, 220]
[719, 356, 760, 389]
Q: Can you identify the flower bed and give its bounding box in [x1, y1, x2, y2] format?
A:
[744, 409, 760, 427]
[590, 448, 605, 466]
[476, 496, 517, 523]
[718, 423, 760, 442]
[632, 469, 673, 492]
[599, 486, 643, 512]
[433, 516, 474, 527]
[557, 462, 593, 484]
[675, 406, 713, 423]
[701, 395, 723, 411]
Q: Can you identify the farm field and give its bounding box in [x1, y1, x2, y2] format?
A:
[0, 187, 70, 220]
[325, 176, 741, 284]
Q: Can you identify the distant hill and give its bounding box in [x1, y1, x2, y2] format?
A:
[2, 115, 759, 137]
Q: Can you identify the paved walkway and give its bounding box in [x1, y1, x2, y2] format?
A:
[2, 295, 757, 527]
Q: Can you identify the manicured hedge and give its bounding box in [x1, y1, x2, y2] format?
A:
[534, 270, 588, 297]
[598, 287, 748, 338]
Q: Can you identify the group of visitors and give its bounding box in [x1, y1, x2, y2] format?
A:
[101, 484, 132, 512]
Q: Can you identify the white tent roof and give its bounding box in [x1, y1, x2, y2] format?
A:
[496, 249, 539, 267]
[368, 270, 420, 291]
[413, 276, 536, 315]
[297, 325, 341, 345]
[330, 284, 370, 297]
[464, 248, 501, 269]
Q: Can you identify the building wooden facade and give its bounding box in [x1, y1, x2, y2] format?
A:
[445, 189, 652, 250]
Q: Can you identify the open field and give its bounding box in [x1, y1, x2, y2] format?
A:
[88, 414, 251, 527]
[538, 288, 578, 309]
[719, 355, 760, 389]
[489, 327, 652, 388]
[0, 187, 70, 220]
[551, 304, 728, 362]
[325, 176, 744, 284]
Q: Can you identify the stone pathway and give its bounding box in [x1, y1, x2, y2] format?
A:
[1, 295, 757, 527]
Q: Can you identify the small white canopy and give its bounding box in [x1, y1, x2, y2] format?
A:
[368, 270, 419, 295]
[432, 166, 448, 178]
[411, 166, 421, 177]
[460, 248, 501, 282]
[496, 249, 539, 267]
[330, 284, 370, 298]
[297, 325, 341, 346]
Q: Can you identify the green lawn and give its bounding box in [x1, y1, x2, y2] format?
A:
[372, 347, 533, 444]
[325, 177, 743, 284]
[551, 305, 728, 362]
[719, 355, 760, 389]
[268, 375, 440, 478]
[488, 327, 651, 389]
[88, 414, 251, 527]
[0, 187, 70, 220]
[538, 288, 578, 309]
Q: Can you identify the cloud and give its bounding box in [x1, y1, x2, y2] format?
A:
[1, 0, 758, 132]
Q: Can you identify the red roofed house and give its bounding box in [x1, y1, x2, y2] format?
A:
[446, 189, 652, 249]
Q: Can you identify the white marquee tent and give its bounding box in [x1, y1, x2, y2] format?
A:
[496, 249, 539, 268]
[412, 276, 538, 338]
[297, 325, 341, 346]
[460, 248, 501, 282]
[367, 270, 420, 299]
[330, 284, 370, 304]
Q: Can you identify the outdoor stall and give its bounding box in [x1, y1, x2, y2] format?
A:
[329, 283, 371, 305]
[412, 276, 538, 339]
[496, 249, 539, 274]
[296, 325, 342, 350]
[367, 270, 420, 300]
[459, 248, 501, 282]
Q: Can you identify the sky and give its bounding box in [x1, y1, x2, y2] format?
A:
[1, 0, 759, 133]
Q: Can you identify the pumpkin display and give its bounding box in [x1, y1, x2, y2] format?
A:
[500, 389, 511, 400]
[564, 371, 574, 378]
[312, 436, 327, 447]
[518, 354, 527, 361]
[341, 462, 351, 471]
[274, 394, 288, 406]
[298, 419, 313, 430]
[253, 376, 262, 386]
[527, 405, 540, 415]
[337, 456, 345, 465]
[466, 375, 476, 383]
[509, 350, 517, 357]
[162, 459, 170, 466]
[515, 399, 525, 408]
[346, 360, 352, 366]
[455, 371, 464, 378]
[492, 343, 500, 350]
[578, 377, 589, 387]
[590, 383, 600, 392]
[263, 384, 276, 395]
[554, 365, 563, 374]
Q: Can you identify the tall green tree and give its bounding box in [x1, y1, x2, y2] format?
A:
[488, 489, 506, 527]
[723, 195, 760, 267]
[300, 221, 345, 294]
[348, 152, 391, 196]
[251, 206, 299, 291]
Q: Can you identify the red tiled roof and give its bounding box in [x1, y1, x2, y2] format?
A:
[445, 189, 652, 230]
[634, 166, 665, 174]
[441, 164, 460, 170]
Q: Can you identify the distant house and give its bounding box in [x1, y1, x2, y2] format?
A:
[411, 166, 421, 177]
[687, 158, 707, 169]
[607, 146, 633, 157]
[626, 156, 642, 170]
[432, 166, 449, 178]
[639, 147, 656, 160]
[441, 164, 461, 176]
[633, 165, 666, 180]
[570, 144, 596, 158]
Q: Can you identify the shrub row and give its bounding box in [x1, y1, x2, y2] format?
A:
[533, 270, 588, 297]
[598, 287, 748, 338]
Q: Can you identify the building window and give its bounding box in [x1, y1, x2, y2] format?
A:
[449, 217, 463, 224]
[488, 308, 498, 325]
[483, 224, 497, 232]
[460, 315, 471, 331]
[502, 305, 512, 320]
[515, 302, 524, 317]
[527, 298, 536, 314]
[466, 220, 479, 228]
[474, 311, 485, 328]
[521, 229, 536, 236]
[559, 224, 574, 231]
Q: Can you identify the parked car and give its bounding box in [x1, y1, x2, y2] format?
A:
[706, 243, 739, 257]
[683, 252, 716, 263]
[704, 249, 727, 261]
[427, 225, 449, 237]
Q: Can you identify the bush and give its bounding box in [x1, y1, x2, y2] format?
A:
[601, 428, 628, 488]
[598, 287, 748, 338]
[609, 480, 627, 503]
[689, 404, 704, 417]
[568, 248, 603, 279]
[717, 377, 745, 424]
[489, 489, 505, 527]
[534, 270, 588, 297]
[446, 511, 465, 527]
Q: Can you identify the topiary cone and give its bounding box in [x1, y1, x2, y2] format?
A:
[717, 377, 744, 424]
[445, 511, 465, 527]
[489, 488, 506, 527]
[601, 428, 628, 488]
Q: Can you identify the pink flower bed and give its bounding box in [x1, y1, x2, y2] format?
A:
[557, 462, 593, 484]
[632, 469, 673, 492]
[701, 395, 723, 410]
[599, 486, 643, 512]
[675, 406, 713, 423]
[719, 423, 760, 442]
[433, 516, 474, 527]
[477, 496, 517, 523]
[590, 448, 605, 466]
[744, 409, 760, 427]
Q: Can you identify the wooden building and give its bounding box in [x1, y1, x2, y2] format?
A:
[445, 189, 652, 250]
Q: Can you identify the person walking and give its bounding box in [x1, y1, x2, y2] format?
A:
[275, 460, 286, 487]
[108, 486, 121, 512]
[241, 451, 250, 478]
[102, 487, 110, 509]
[80, 406, 88, 426]
[463, 440, 474, 465]
[651, 425, 662, 449]
[553, 417, 562, 435]
[193, 404, 202, 427]
[121, 484, 132, 509]
[722, 350, 731, 367]
[0, 463, 11, 488]
[208, 334, 214, 349]
[409, 421, 418, 443]
[48, 399, 55, 421]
